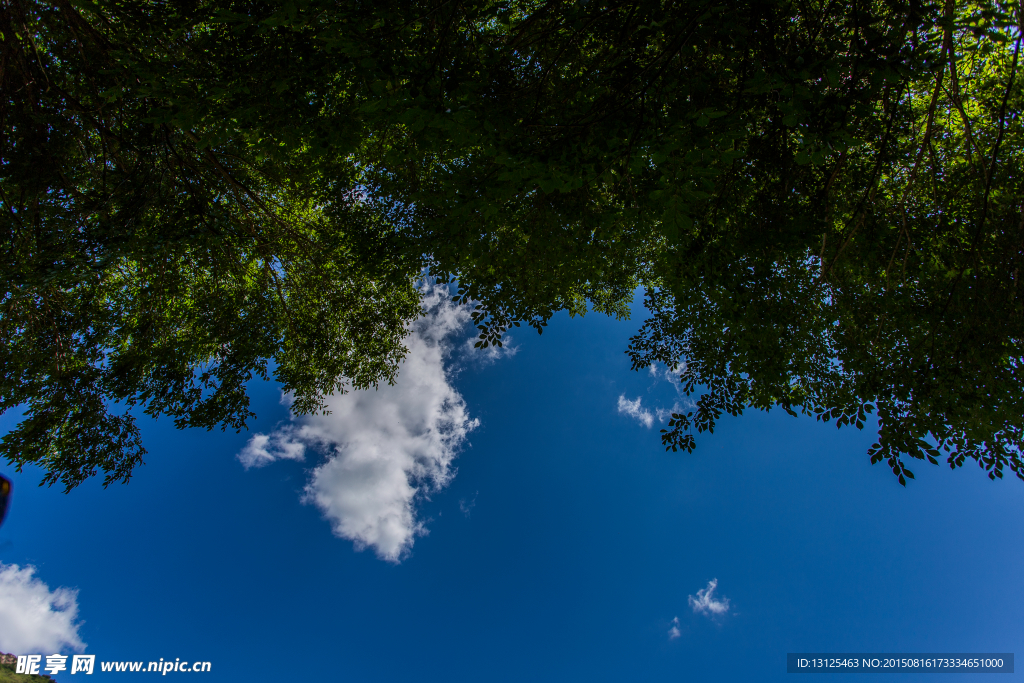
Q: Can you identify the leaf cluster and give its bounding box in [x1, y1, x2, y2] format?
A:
[1, 0, 1022, 488]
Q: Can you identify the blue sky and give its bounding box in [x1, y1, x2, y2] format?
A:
[1, 288, 1022, 682]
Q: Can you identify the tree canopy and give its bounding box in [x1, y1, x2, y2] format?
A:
[2, 0, 1022, 490]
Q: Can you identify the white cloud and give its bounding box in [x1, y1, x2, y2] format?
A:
[649, 361, 685, 383]
[0, 563, 85, 654]
[237, 431, 306, 469]
[620, 363, 693, 428]
[655, 402, 684, 423]
[668, 616, 681, 640]
[616, 394, 654, 428]
[459, 491, 478, 518]
[461, 334, 518, 365]
[238, 284, 481, 563]
[688, 578, 730, 617]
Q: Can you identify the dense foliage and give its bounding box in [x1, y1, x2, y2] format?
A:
[2, 0, 1021, 489]
[0, 655, 55, 683]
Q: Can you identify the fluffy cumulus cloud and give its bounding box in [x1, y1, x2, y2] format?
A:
[238, 284, 481, 563]
[688, 578, 731, 618]
[616, 394, 654, 428]
[0, 563, 85, 653]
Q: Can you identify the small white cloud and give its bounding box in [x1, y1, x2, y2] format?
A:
[237, 431, 305, 469]
[668, 616, 681, 640]
[0, 563, 85, 653]
[688, 578, 730, 617]
[459, 491, 478, 517]
[238, 284, 481, 563]
[461, 334, 518, 365]
[648, 361, 687, 387]
[617, 395, 654, 428]
[655, 402, 684, 423]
